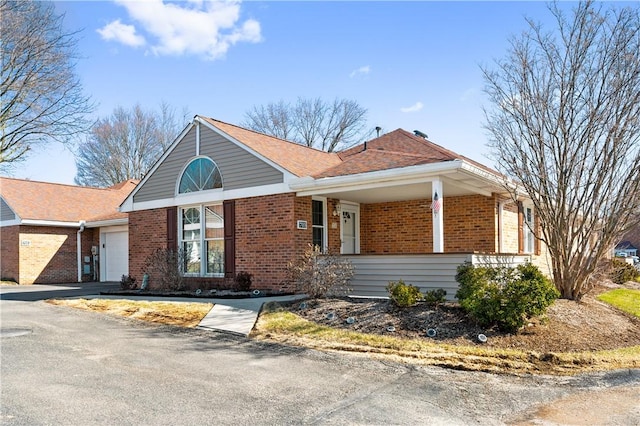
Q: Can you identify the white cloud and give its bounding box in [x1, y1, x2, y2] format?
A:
[99, 0, 262, 60]
[400, 102, 424, 113]
[97, 19, 146, 48]
[349, 65, 370, 78]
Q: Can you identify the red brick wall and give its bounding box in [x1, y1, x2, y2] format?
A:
[443, 195, 497, 253]
[236, 193, 309, 291]
[360, 195, 498, 254]
[0, 226, 19, 281]
[361, 199, 431, 253]
[327, 198, 341, 253]
[10, 225, 96, 285]
[128, 208, 169, 282]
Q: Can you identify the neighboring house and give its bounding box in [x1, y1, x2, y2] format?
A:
[120, 116, 549, 297]
[614, 241, 638, 258]
[0, 178, 137, 284]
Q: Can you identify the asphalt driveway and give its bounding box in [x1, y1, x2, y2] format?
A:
[1, 284, 639, 425]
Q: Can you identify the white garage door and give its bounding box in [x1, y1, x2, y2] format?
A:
[104, 231, 129, 282]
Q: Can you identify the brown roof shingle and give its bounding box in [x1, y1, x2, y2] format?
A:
[200, 117, 343, 177]
[0, 178, 137, 223]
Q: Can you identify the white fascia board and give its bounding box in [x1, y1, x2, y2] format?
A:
[20, 219, 85, 228]
[119, 121, 197, 212]
[291, 161, 463, 196]
[0, 218, 22, 227]
[123, 182, 291, 212]
[459, 161, 530, 200]
[85, 218, 128, 228]
[197, 117, 299, 182]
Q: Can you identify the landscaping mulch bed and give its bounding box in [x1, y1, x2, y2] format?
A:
[282, 283, 640, 353]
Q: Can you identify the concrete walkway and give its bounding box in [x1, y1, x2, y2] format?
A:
[195, 295, 305, 336]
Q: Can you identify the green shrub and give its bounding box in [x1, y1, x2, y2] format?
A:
[387, 280, 423, 307]
[423, 288, 447, 305]
[455, 262, 559, 332]
[610, 259, 640, 284]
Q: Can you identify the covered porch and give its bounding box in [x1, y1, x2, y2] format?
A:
[291, 159, 530, 299]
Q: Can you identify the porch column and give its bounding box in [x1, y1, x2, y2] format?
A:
[432, 180, 444, 253]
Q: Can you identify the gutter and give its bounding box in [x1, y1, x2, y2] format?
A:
[77, 220, 85, 283]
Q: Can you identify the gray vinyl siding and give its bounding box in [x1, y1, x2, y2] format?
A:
[0, 197, 16, 221]
[134, 125, 283, 203]
[199, 127, 282, 190]
[346, 254, 531, 300]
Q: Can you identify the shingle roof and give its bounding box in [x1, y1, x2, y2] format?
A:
[200, 117, 343, 177]
[315, 129, 498, 178]
[0, 177, 138, 223]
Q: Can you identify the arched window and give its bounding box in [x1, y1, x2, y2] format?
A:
[178, 157, 222, 194]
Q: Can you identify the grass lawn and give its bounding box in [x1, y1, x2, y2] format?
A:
[597, 288, 640, 319]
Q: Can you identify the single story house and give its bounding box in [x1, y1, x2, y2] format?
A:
[614, 240, 638, 258]
[121, 116, 550, 297]
[0, 178, 137, 284]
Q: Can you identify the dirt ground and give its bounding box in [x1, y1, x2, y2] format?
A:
[285, 282, 640, 353]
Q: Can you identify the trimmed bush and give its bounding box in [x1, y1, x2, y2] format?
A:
[610, 258, 640, 284]
[455, 262, 559, 332]
[387, 280, 423, 307]
[423, 288, 447, 305]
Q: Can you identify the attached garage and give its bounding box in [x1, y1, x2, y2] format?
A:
[100, 227, 129, 282]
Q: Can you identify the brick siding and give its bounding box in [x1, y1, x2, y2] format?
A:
[0, 226, 19, 281]
[2, 225, 96, 285]
[360, 195, 499, 254]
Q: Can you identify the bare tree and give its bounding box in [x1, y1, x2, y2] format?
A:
[483, 1, 640, 300]
[0, 0, 93, 166]
[242, 97, 367, 152]
[74, 103, 188, 187]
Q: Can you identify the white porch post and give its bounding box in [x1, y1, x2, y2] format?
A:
[432, 180, 444, 253]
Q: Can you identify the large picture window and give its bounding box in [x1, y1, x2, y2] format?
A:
[180, 204, 224, 276]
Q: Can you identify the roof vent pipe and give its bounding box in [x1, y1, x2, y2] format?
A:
[414, 130, 428, 139]
[375, 126, 382, 138]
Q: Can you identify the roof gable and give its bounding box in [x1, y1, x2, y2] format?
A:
[0, 177, 137, 224]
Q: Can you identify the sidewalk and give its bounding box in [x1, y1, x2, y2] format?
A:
[195, 295, 306, 336]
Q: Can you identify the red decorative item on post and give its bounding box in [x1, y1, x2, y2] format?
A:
[431, 191, 441, 214]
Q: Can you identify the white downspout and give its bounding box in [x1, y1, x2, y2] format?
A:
[77, 220, 86, 282]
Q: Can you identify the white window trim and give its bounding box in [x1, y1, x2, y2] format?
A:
[178, 204, 225, 277]
[175, 155, 224, 197]
[312, 196, 328, 252]
[523, 203, 535, 254]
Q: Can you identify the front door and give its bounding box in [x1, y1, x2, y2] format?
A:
[340, 203, 359, 254]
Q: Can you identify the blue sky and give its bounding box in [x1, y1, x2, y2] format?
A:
[13, 1, 567, 185]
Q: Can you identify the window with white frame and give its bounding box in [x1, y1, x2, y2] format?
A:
[312, 199, 326, 250]
[178, 157, 222, 194]
[180, 204, 224, 276]
[523, 205, 535, 254]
